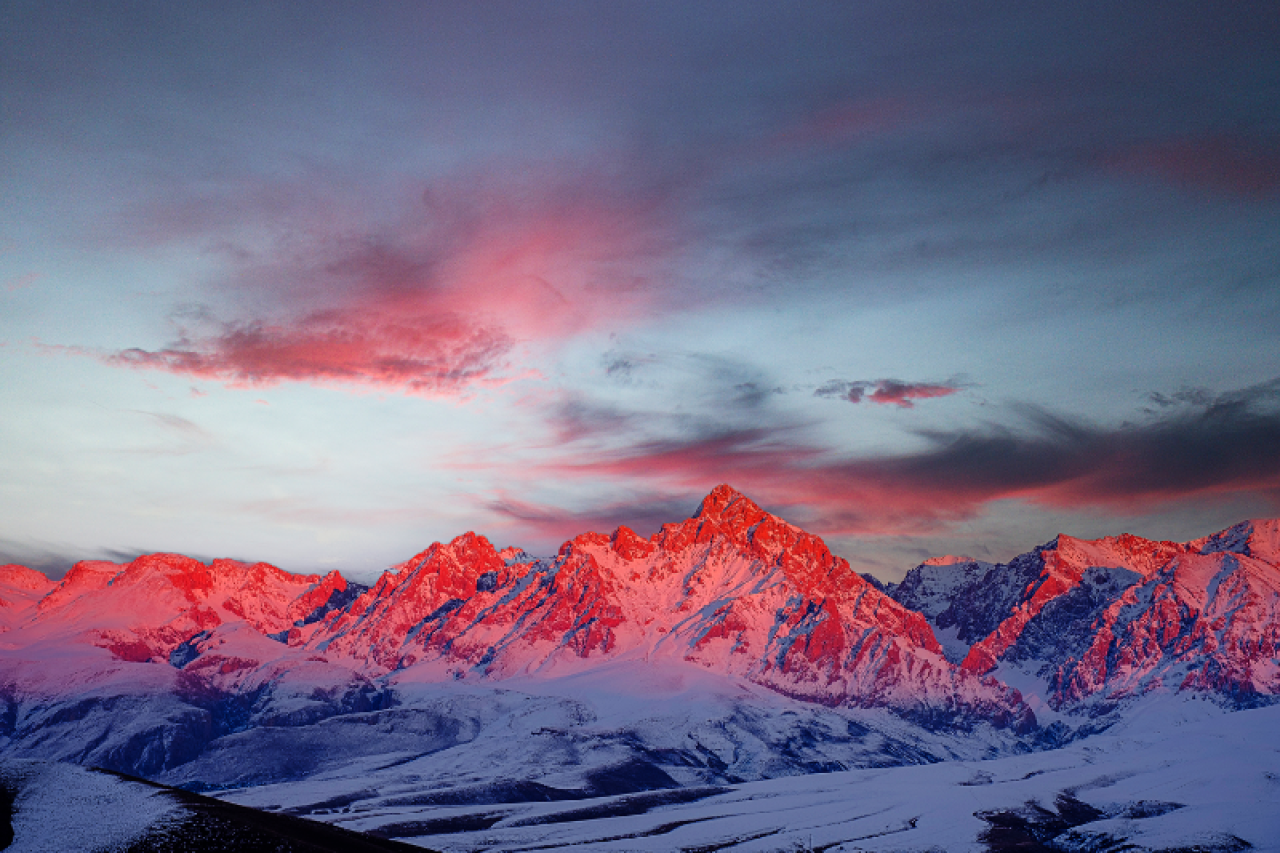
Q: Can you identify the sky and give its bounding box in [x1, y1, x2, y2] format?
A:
[2, 1, 1279, 583]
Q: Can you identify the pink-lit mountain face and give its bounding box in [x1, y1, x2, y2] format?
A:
[0, 486, 1277, 788]
[892, 519, 1280, 710]
[300, 486, 1028, 728]
[20, 553, 351, 663]
[0, 487, 1026, 730]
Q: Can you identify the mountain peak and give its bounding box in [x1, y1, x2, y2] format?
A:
[1192, 519, 1280, 563]
[695, 484, 760, 520]
[0, 564, 54, 593]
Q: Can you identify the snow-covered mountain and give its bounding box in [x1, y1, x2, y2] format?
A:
[0, 487, 1277, 850]
[5, 551, 353, 660]
[299, 486, 1029, 729]
[892, 520, 1280, 714]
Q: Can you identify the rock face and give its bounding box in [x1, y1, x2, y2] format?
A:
[892, 520, 1280, 709]
[0, 489, 1277, 786]
[304, 486, 1028, 728]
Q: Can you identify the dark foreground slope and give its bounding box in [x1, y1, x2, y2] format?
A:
[0, 760, 433, 853]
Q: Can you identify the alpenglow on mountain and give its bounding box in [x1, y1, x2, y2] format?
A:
[1, 486, 1278, 848]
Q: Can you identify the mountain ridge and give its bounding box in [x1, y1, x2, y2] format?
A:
[289, 484, 1028, 729]
[3, 489, 1278, 716]
[892, 518, 1280, 710]
[0, 487, 1277, 792]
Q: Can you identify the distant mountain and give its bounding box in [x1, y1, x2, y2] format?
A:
[303, 485, 1029, 729]
[891, 520, 1280, 711]
[0, 487, 1276, 803]
[16, 552, 351, 660]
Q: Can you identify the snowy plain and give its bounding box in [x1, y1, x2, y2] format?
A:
[217, 688, 1280, 852]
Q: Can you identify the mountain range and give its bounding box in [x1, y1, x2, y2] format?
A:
[1, 485, 1277, 850]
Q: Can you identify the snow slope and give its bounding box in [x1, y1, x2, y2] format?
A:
[2, 701, 1273, 851]
[0, 759, 432, 852]
[222, 698, 1280, 852]
[152, 660, 1021, 802]
[0, 760, 181, 852]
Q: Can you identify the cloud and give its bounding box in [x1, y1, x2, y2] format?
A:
[234, 497, 425, 528]
[816, 378, 961, 408]
[731, 382, 787, 408]
[0, 542, 223, 580]
[522, 379, 1280, 537]
[812, 391, 1280, 524]
[565, 426, 822, 485]
[0, 541, 83, 579]
[113, 410, 219, 456]
[104, 162, 682, 395]
[487, 493, 697, 543]
[56, 5, 1280, 405]
[542, 357, 794, 448]
[136, 411, 209, 438]
[111, 311, 513, 396]
[760, 97, 915, 154]
[4, 271, 41, 293]
[1104, 135, 1280, 196]
[1147, 387, 1216, 410]
[601, 349, 659, 382]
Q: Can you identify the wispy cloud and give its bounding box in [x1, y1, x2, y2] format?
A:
[103, 162, 683, 395]
[508, 379, 1280, 539]
[111, 312, 513, 396]
[487, 493, 696, 542]
[1104, 135, 1280, 196]
[117, 410, 219, 456]
[816, 378, 961, 408]
[4, 271, 41, 293]
[0, 541, 224, 580]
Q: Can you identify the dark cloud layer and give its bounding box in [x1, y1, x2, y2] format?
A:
[0, 542, 226, 580]
[487, 494, 697, 543]
[1104, 135, 1280, 196]
[835, 394, 1280, 515]
[520, 380, 1280, 538]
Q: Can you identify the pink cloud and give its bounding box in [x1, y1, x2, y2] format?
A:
[5, 271, 41, 293]
[514, 428, 958, 536]
[1104, 135, 1280, 195]
[503, 388, 1280, 540]
[105, 164, 674, 395]
[864, 380, 959, 408]
[817, 379, 961, 408]
[486, 493, 695, 543]
[762, 98, 912, 152]
[112, 310, 512, 396]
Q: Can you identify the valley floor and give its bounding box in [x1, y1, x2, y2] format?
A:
[221, 700, 1280, 853]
